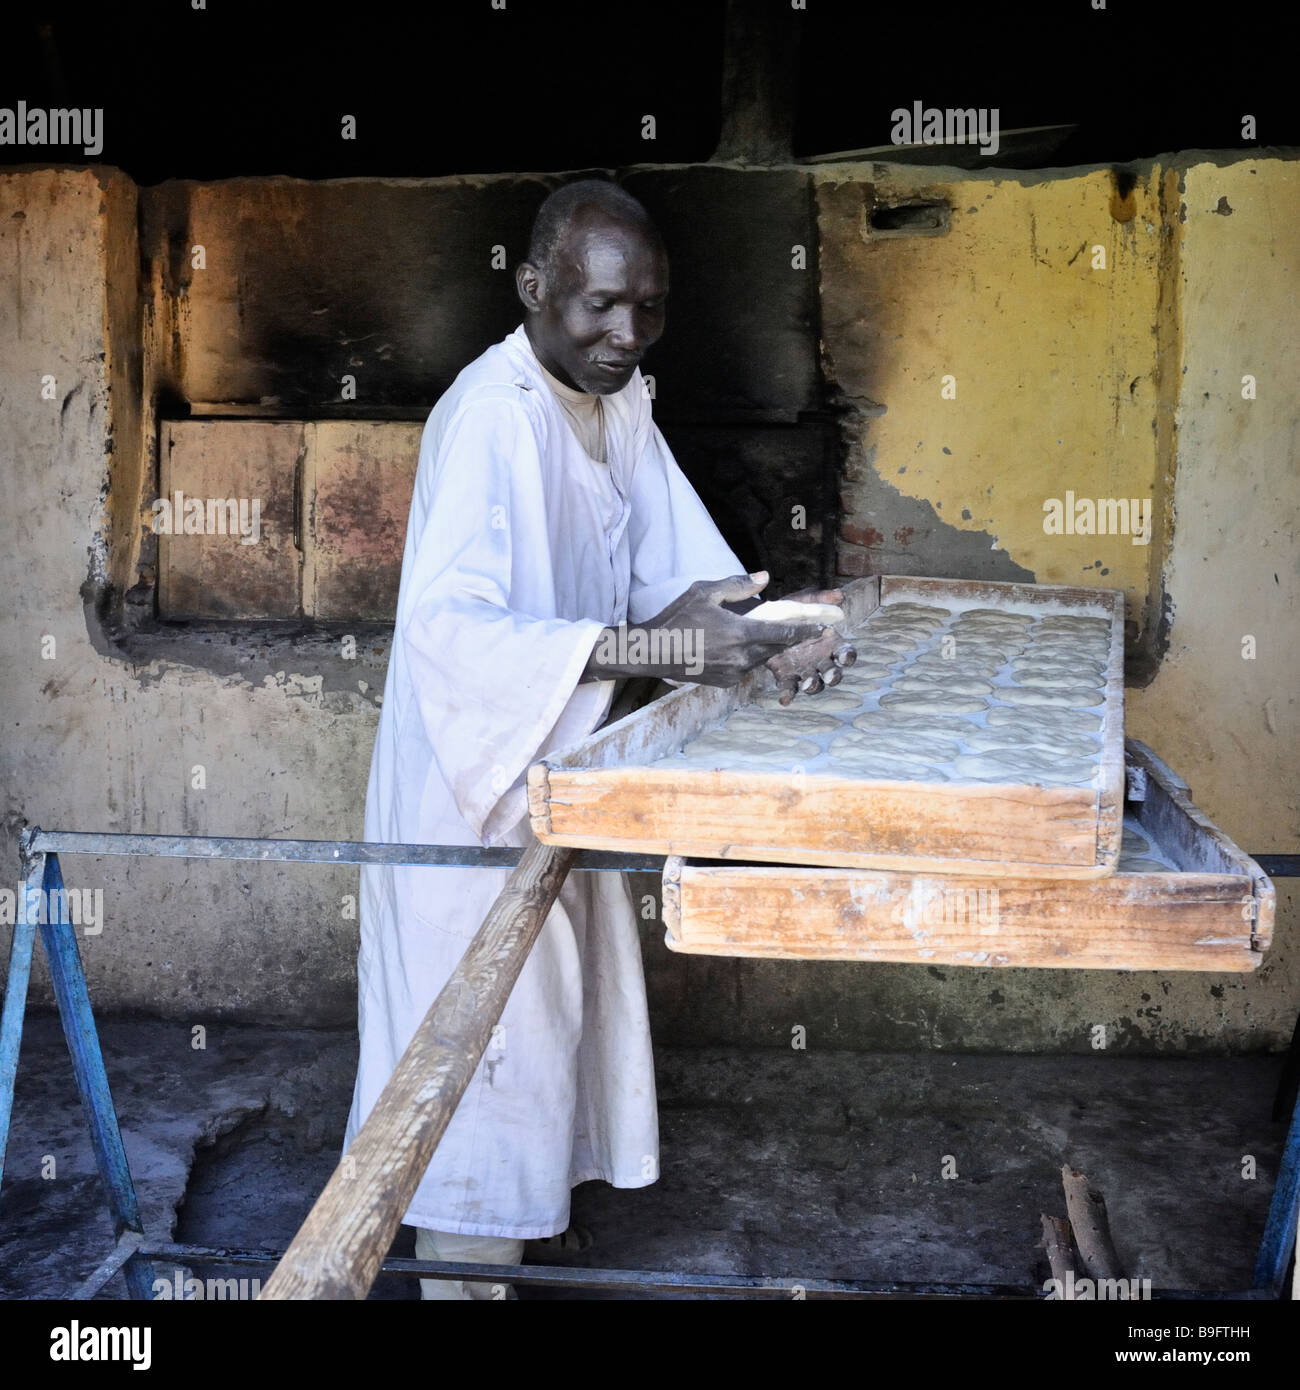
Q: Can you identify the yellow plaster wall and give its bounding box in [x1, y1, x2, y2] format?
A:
[818, 162, 1172, 637]
[1127, 159, 1300, 857]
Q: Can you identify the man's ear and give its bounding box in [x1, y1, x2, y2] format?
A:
[516, 261, 544, 313]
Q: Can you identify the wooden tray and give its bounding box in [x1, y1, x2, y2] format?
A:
[527, 576, 1126, 877]
[661, 742, 1274, 972]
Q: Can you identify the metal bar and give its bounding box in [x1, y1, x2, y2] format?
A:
[40, 855, 157, 1301]
[135, 1243, 1272, 1300]
[0, 847, 43, 1193]
[1251, 855, 1300, 878]
[363, 1262, 1272, 1301]
[72, 1230, 144, 1300]
[23, 828, 1293, 877]
[1252, 1074, 1300, 1294]
[150, 1244, 1027, 1297]
[21, 827, 660, 872]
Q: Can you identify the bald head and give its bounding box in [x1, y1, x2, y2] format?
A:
[516, 181, 669, 395]
[526, 180, 662, 284]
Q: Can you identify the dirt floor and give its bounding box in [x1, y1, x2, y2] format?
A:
[0, 1014, 1288, 1299]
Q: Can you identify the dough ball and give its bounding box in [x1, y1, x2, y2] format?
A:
[747, 599, 845, 625]
[835, 663, 898, 687]
[942, 656, 1017, 674]
[1011, 656, 1105, 676]
[1011, 670, 1104, 690]
[950, 638, 1024, 654]
[870, 624, 942, 642]
[959, 608, 1033, 624]
[871, 612, 939, 624]
[1012, 672, 1107, 689]
[680, 733, 821, 769]
[880, 691, 988, 715]
[996, 685, 1104, 708]
[951, 623, 1029, 637]
[912, 653, 1001, 675]
[831, 726, 962, 763]
[909, 667, 1001, 684]
[988, 705, 1102, 733]
[911, 653, 1000, 672]
[852, 710, 980, 736]
[1036, 640, 1109, 659]
[1032, 637, 1103, 651]
[828, 736, 947, 782]
[872, 608, 945, 626]
[947, 637, 1022, 656]
[953, 751, 1098, 784]
[1035, 633, 1107, 646]
[1036, 615, 1110, 632]
[848, 624, 923, 646]
[881, 603, 951, 618]
[892, 674, 994, 696]
[728, 706, 843, 735]
[952, 618, 1029, 633]
[1014, 672, 1107, 688]
[963, 727, 1099, 758]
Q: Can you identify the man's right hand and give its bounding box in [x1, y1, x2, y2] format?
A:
[582, 573, 830, 686]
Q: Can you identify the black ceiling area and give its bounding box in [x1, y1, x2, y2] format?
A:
[0, 0, 1294, 182]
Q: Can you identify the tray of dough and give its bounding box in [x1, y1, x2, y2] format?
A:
[660, 742, 1274, 971]
[527, 575, 1126, 878]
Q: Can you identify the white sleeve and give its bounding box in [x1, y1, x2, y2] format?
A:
[625, 387, 747, 624]
[398, 397, 606, 842]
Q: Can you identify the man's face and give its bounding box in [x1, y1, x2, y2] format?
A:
[519, 213, 668, 395]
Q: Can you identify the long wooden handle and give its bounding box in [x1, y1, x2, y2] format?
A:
[260, 840, 577, 1300]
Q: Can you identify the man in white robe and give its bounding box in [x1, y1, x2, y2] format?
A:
[344, 181, 846, 1298]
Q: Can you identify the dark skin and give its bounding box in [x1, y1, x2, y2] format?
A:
[516, 209, 855, 700]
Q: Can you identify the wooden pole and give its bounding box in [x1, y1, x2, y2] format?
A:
[1039, 1213, 1076, 1287]
[260, 840, 577, 1300]
[1060, 1165, 1126, 1281]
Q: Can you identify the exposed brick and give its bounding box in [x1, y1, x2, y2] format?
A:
[841, 521, 885, 549]
[837, 545, 874, 578]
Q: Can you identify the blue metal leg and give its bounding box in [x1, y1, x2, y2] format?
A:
[0, 849, 44, 1192]
[1253, 1077, 1300, 1295]
[40, 855, 158, 1300]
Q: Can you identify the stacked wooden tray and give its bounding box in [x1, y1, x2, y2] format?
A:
[662, 741, 1273, 971]
[526, 576, 1272, 972]
[528, 576, 1126, 878]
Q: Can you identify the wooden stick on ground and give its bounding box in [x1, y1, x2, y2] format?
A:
[260, 840, 577, 1300]
[1039, 1213, 1076, 1287]
[1060, 1164, 1125, 1281]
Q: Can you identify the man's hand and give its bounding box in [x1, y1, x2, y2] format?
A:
[736, 580, 859, 704]
[764, 627, 858, 705]
[581, 572, 856, 691]
[583, 572, 822, 684]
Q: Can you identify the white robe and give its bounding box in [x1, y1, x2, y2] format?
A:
[343, 324, 744, 1238]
